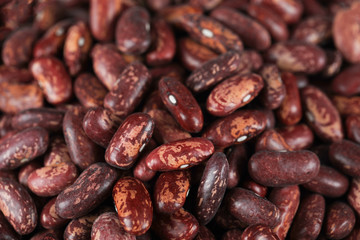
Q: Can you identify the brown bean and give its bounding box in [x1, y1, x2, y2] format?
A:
[33, 1, 63, 32]
[248, 150, 320, 187]
[74, 73, 108, 108]
[113, 177, 153, 236]
[0, 127, 49, 170]
[241, 224, 280, 240]
[325, 202, 355, 239]
[329, 140, 360, 177]
[277, 124, 314, 150]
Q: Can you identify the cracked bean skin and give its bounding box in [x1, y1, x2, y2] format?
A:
[55, 162, 119, 219]
[195, 152, 229, 225]
[152, 208, 199, 240]
[40, 197, 68, 230]
[0, 177, 37, 235]
[159, 77, 203, 132]
[104, 62, 152, 118]
[259, 64, 286, 110]
[27, 161, 78, 197]
[91, 43, 127, 90]
[255, 129, 292, 152]
[0, 126, 49, 170]
[290, 194, 325, 240]
[179, 13, 243, 54]
[186, 50, 249, 93]
[241, 224, 280, 240]
[202, 110, 266, 148]
[83, 107, 122, 148]
[325, 202, 355, 240]
[331, 64, 360, 97]
[154, 170, 191, 214]
[112, 177, 153, 236]
[11, 108, 64, 132]
[30, 57, 73, 105]
[269, 186, 300, 240]
[226, 187, 281, 228]
[266, 41, 326, 74]
[105, 113, 154, 169]
[301, 85, 343, 142]
[210, 6, 271, 51]
[276, 72, 302, 126]
[63, 107, 103, 170]
[206, 73, 264, 117]
[277, 124, 314, 150]
[249, 150, 320, 187]
[145, 137, 214, 171]
[116, 6, 151, 55]
[179, 37, 218, 71]
[302, 165, 349, 198]
[329, 140, 360, 177]
[91, 212, 136, 240]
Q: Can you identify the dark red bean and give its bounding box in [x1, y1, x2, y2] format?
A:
[347, 178, 360, 216]
[113, 177, 153, 236]
[44, 136, 71, 166]
[40, 197, 68, 229]
[30, 229, 62, 240]
[0, 211, 20, 240]
[227, 187, 280, 228]
[329, 140, 360, 177]
[195, 152, 229, 225]
[277, 124, 314, 150]
[241, 224, 280, 240]
[333, 95, 360, 116]
[325, 202, 355, 239]
[18, 160, 42, 187]
[226, 144, 247, 189]
[292, 16, 332, 45]
[0, 127, 49, 170]
[159, 77, 203, 132]
[160, 5, 203, 27]
[195, 226, 216, 240]
[242, 178, 268, 198]
[255, 129, 292, 152]
[0, 65, 33, 84]
[64, 211, 103, 240]
[55, 162, 119, 219]
[332, 64, 360, 97]
[222, 229, 243, 240]
[323, 50, 343, 78]
[346, 115, 360, 143]
[249, 150, 320, 187]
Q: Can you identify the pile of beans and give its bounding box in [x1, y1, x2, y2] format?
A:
[0, 0, 360, 239]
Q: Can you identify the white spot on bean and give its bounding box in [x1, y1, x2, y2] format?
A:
[243, 94, 252, 103]
[202, 28, 214, 38]
[168, 94, 177, 105]
[78, 37, 85, 47]
[145, 23, 150, 31]
[237, 135, 247, 143]
[186, 189, 190, 197]
[306, 111, 314, 122]
[139, 143, 146, 153]
[180, 164, 189, 169]
[55, 28, 64, 36]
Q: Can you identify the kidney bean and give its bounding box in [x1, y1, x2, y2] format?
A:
[91, 43, 127, 90]
[241, 224, 280, 240]
[346, 114, 360, 143]
[64, 211, 101, 240]
[190, 0, 221, 10]
[210, 7, 271, 50]
[203, 110, 266, 148]
[333, 2, 360, 63]
[303, 0, 328, 16]
[290, 194, 325, 240]
[89, 0, 122, 42]
[242, 178, 268, 198]
[91, 212, 136, 240]
[269, 186, 300, 240]
[323, 50, 342, 78]
[0, 65, 33, 83]
[266, 41, 326, 74]
[195, 226, 216, 240]
[146, 0, 171, 11]
[0, 127, 49, 170]
[0, 211, 20, 240]
[2, 26, 37, 67]
[276, 72, 302, 126]
[152, 208, 199, 240]
[105, 113, 154, 169]
[214, 203, 246, 229]
[0, 177, 37, 235]
[33, 19, 74, 58]
[347, 222, 360, 240]
[292, 16, 332, 45]
[40, 197, 68, 229]
[179, 14, 243, 54]
[179, 37, 217, 71]
[222, 229, 243, 240]
[28, 161, 78, 197]
[74, 74, 107, 108]
[33, 1, 63, 32]
[250, 0, 303, 24]
[333, 95, 360, 115]
[255, 129, 292, 152]
[186, 50, 249, 92]
[302, 85, 343, 142]
[30, 57, 72, 105]
[149, 63, 185, 83]
[56, 162, 119, 219]
[347, 178, 360, 216]
[226, 144, 247, 189]
[116, 6, 151, 54]
[104, 62, 151, 118]
[154, 170, 191, 213]
[113, 177, 153, 236]
[332, 64, 360, 97]
[195, 152, 228, 225]
[145, 137, 214, 171]
[11, 108, 64, 132]
[247, 4, 289, 42]
[259, 64, 286, 110]
[30, 229, 63, 240]
[44, 136, 71, 166]
[207, 73, 264, 117]
[18, 160, 42, 187]
[325, 202, 355, 239]
[2, 0, 33, 29]
[63, 21, 92, 76]
[146, 18, 175, 66]
[147, 109, 191, 144]
[302, 165, 349, 198]
[159, 77, 203, 132]
[246, 50, 263, 71]
[226, 187, 280, 228]
[277, 124, 314, 150]
[249, 150, 320, 187]
[0, 82, 44, 114]
[133, 157, 157, 182]
[329, 140, 360, 177]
